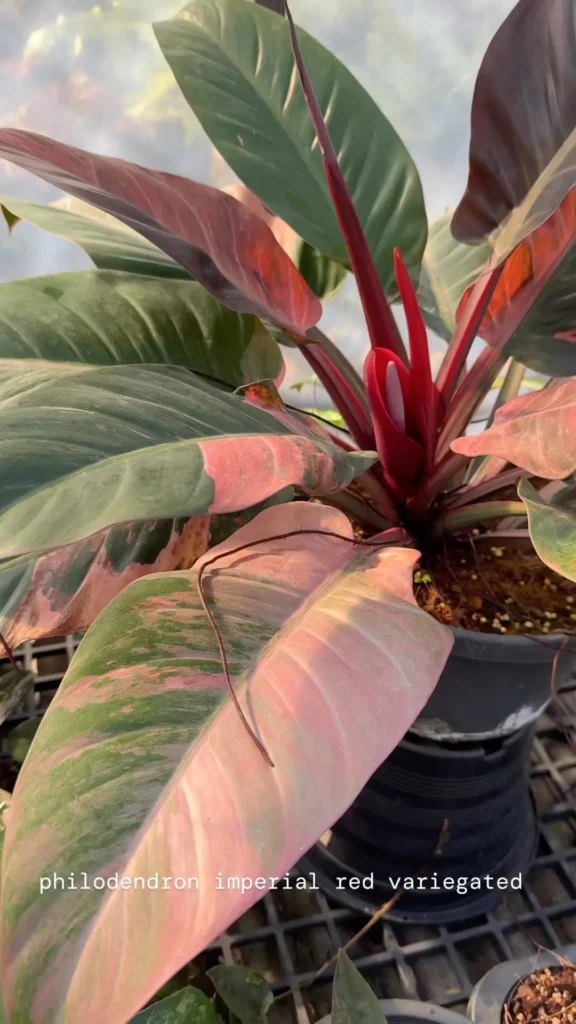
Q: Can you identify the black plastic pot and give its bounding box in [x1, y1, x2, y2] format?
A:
[318, 999, 469, 1024]
[412, 627, 575, 742]
[299, 725, 537, 924]
[467, 943, 576, 1024]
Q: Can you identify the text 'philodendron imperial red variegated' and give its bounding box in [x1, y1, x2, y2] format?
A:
[0, 0, 575, 1020]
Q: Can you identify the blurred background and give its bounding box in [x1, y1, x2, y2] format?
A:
[0, 0, 519, 403]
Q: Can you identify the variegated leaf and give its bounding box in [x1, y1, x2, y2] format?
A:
[0, 361, 375, 559]
[451, 379, 576, 478]
[0, 518, 210, 651]
[0, 129, 321, 333]
[0, 502, 452, 1023]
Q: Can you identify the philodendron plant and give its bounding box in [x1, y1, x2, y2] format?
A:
[0, 0, 575, 1019]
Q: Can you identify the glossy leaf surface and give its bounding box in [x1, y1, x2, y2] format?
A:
[455, 190, 576, 377]
[1, 194, 190, 280]
[0, 503, 452, 1024]
[0, 361, 375, 559]
[0, 518, 210, 651]
[0, 129, 321, 332]
[451, 380, 576, 478]
[129, 987, 218, 1023]
[154, 0, 427, 295]
[452, 0, 576, 259]
[208, 966, 272, 1023]
[0, 272, 283, 384]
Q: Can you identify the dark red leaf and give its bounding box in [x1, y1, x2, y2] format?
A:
[452, 0, 576, 245]
[0, 129, 321, 333]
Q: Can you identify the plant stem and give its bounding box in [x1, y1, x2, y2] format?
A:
[465, 359, 525, 483]
[487, 358, 525, 426]
[436, 262, 504, 406]
[443, 466, 530, 509]
[284, 3, 407, 362]
[433, 500, 527, 536]
[436, 344, 507, 459]
[298, 341, 375, 449]
[319, 489, 394, 532]
[304, 327, 370, 415]
[409, 451, 470, 512]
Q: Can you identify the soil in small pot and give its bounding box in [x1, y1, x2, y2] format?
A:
[414, 536, 576, 637]
[505, 963, 576, 1024]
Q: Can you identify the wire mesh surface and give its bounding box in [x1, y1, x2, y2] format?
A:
[1, 637, 575, 1024]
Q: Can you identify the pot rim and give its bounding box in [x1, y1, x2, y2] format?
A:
[467, 943, 576, 1024]
[318, 998, 469, 1024]
[449, 625, 570, 648]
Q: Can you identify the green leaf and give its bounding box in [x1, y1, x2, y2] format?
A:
[1, 194, 191, 280]
[331, 951, 386, 1024]
[0, 271, 283, 385]
[0, 502, 452, 1024]
[130, 987, 218, 1023]
[519, 478, 576, 583]
[0, 361, 375, 559]
[208, 967, 272, 1023]
[153, 0, 427, 295]
[0, 669, 35, 726]
[417, 212, 492, 340]
[295, 239, 347, 303]
[5, 718, 40, 765]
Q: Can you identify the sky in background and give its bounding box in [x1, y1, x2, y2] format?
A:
[0, 0, 518, 403]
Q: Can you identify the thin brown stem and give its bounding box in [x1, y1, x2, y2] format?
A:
[307, 818, 449, 984]
[197, 527, 406, 766]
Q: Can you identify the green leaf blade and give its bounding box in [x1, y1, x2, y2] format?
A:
[331, 951, 387, 1024]
[130, 987, 218, 1023]
[0, 271, 284, 385]
[154, 0, 427, 295]
[0, 194, 190, 280]
[0, 361, 375, 558]
[208, 966, 272, 1023]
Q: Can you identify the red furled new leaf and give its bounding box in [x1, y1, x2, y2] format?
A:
[364, 349, 424, 498]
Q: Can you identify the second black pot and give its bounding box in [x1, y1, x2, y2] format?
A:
[299, 725, 537, 924]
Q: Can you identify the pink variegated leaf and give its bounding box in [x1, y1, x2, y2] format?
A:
[0, 129, 321, 333]
[0, 502, 452, 1023]
[222, 183, 347, 303]
[451, 379, 576, 479]
[0, 516, 210, 650]
[0, 361, 375, 559]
